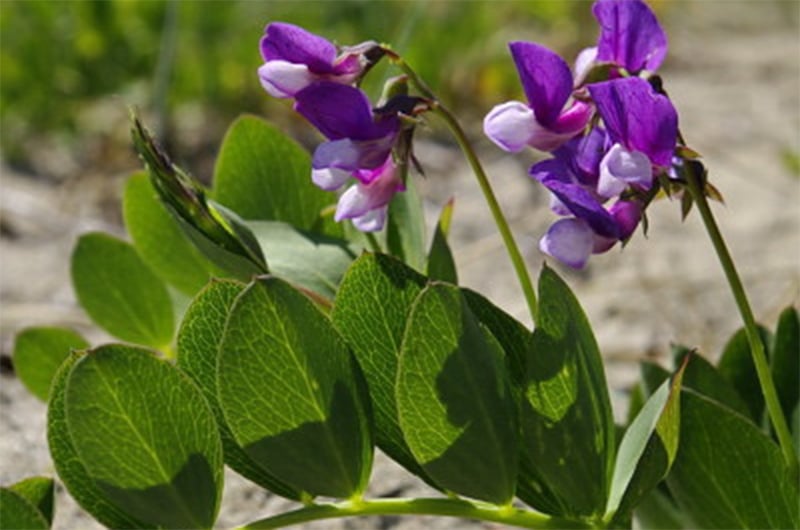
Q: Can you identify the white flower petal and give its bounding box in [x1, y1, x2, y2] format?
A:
[539, 218, 595, 269]
[258, 60, 314, 98]
[311, 167, 350, 191]
[352, 207, 387, 232]
[483, 101, 538, 152]
[597, 143, 652, 198]
[573, 46, 598, 86]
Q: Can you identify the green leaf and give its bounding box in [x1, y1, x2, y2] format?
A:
[718, 324, 772, 421]
[13, 327, 88, 401]
[123, 172, 216, 295]
[519, 265, 615, 517]
[606, 364, 685, 524]
[330, 253, 431, 483]
[48, 353, 149, 529]
[672, 346, 752, 420]
[668, 390, 799, 529]
[70, 232, 174, 349]
[386, 177, 426, 272]
[0, 489, 48, 530]
[397, 283, 518, 504]
[426, 198, 458, 283]
[212, 115, 340, 236]
[772, 306, 799, 424]
[176, 279, 301, 500]
[248, 220, 356, 301]
[217, 277, 372, 499]
[634, 489, 689, 530]
[8, 477, 54, 526]
[64, 344, 223, 529]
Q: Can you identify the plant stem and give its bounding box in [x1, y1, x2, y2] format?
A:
[364, 231, 383, 253]
[240, 497, 590, 530]
[685, 166, 799, 479]
[390, 54, 539, 324]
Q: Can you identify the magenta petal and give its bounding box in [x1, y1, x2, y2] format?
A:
[261, 23, 337, 73]
[589, 78, 677, 166]
[509, 42, 574, 127]
[294, 82, 378, 140]
[539, 218, 595, 269]
[609, 200, 642, 240]
[593, 0, 667, 73]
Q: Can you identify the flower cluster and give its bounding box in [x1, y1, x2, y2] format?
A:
[259, 23, 416, 232]
[484, 0, 677, 268]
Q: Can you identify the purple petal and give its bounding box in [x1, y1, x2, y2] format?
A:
[509, 42, 574, 127]
[539, 218, 595, 269]
[311, 136, 395, 174]
[261, 23, 337, 73]
[589, 78, 677, 166]
[609, 200, 642, 240]
[597, 142, 652, 197]
[592, 0, 668, 73]
[334, 158, 401, 222]
[553, 126, 608, 187]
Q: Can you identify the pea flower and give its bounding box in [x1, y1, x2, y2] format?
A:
[294, 81, 404, 231]
[258, 22, 368, 98]
[592, 0, 668, 75]
[483, 42, 593, 153]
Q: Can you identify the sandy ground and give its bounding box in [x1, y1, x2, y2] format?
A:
[1, 2, 798, 528]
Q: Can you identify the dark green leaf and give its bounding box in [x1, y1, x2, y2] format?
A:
[386, 177, 426, 272]
[668, 390, 799, 529]
[718, 325, 772, 421]
[12, 327, 88, 401]
[640, 361, 671, 397]
[176, 279, 301, 500]
[7, 477, 54, 527]
[48, 353, 149, 529]
[330, 253, 431, 484]
[397, 283, 518, 504]
[217, 277, 372, 499]
[123, 172, 216, 295]
[0, 489, 48, 530]
[426, 199, 457, 283]
[519, 265, 615, 517]
[70, 233, 174, 348]
[64, 344, 223, 529]
[212, 115, 341, 236]
[248, 220, 356, 301]
[772, 306, 799, 424]
[634, 489, 689, 530]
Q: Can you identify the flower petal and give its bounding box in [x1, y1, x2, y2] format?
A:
[592, 0, 668, 73]
[261, 22, 337, 73]
[509, 42, 574, 127]
[597, 142, 652, 197]
[294, 82, 377, 140]
[539, 218, 595, 269]
[352, 206, 388, 232]
[334, 159, 401, 221]
[483, 101, 538, 152]
[609, 200, 642, 240]
[311, 166, 350, 191]
[573, 46, 598, 86]
[589, 77, 677, 166]
[258, 60, 314, 98]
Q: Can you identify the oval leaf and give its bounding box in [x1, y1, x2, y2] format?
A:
[397, 283, 518, 504]
[70, 233, 174, 348]
[0, 489, 48, 530]
[123, 172, 216, 296]
[48, 353, 150, 529]
[668, 390, 799, 529]
[426, 199, 458, 284]
[64, 344, 223, 529]
[772, 306, 799, 423]
[386, 177, 426, 272]
[13, 327, 88, 401]
[8, 477, 54, 526]
[176, 279, 301, 500]
[217, 276, 372, 499]
[519, 265, 615, 517]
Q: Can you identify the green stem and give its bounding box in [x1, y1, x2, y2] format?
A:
[364, 231, 383, 253]
[240, 497, 590, 530]
[390, 54, 539, 324]
[685, 167, 798, 479]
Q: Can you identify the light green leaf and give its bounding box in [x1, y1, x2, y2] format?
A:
[70, 232, 174, 349]
[0, 489, 48, 530]
[426, 199, 458, 284]
[330, 253, 431, 484]
[397, 283, 518, 504]
[217, 277, 373, 499]
[13, 327, 88, 401]
[176, 279, 301, 500]
[212, 115, 341, 236]
[771, 306, 799, 425]
[668, 390, 799, 529]
[48, 353, 149, 529]
[248, 220, 356, 300]
[8, 477, 54, 527]
[123, 172, 216, 295]
[64, 344, 223, 529]
[519, 265, 615, 517]
[386, 177, 426, 272]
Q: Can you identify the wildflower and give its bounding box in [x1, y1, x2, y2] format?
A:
[258, 22, 368, 98]
[294, 81, 405, 231]
[483, 42, 593, 152]
[592, 0, 667, 75]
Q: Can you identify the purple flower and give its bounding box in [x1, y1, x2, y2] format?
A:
[592, 0, 667, 74]
[294, 81, 404, 231]
[258, 22, 366, 98]
[483, 42, 592, 152]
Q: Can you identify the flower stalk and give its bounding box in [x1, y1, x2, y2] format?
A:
[684, 162, 799, 480]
